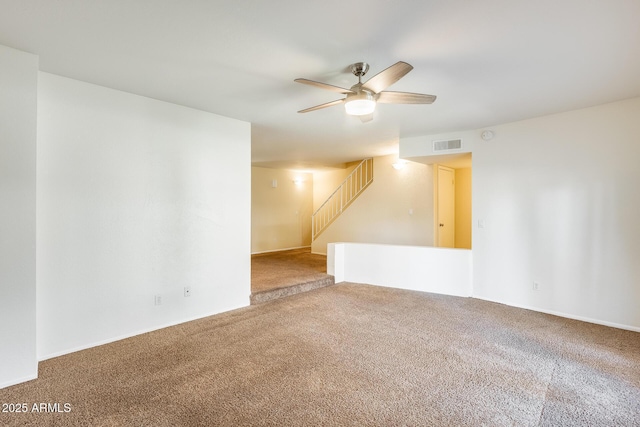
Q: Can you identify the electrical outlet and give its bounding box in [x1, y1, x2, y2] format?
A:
[184, 286, 191, 297]
[154, 295, 162, 305]
[532, 281, 540, 291]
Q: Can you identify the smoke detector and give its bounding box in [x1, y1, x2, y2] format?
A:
[481, 130, 494, 141]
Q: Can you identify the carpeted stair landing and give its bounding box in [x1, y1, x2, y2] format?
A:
[251, 248, 334, 304]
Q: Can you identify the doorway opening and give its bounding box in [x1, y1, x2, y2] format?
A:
[433, 153, 472, 249]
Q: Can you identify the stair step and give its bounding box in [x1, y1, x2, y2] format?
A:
[250, 275, 335, 305]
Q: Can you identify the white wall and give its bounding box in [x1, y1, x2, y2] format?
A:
[473, 98, 640, 331]
[37, 73, 251, 359]
[401, 97, 640, 331]
[329, 243, 472, 297]
[400, 133, 475, 160]
[251, 167, 313, 253]
[0, 46, 38, 388]
[311, 154, 434, 254]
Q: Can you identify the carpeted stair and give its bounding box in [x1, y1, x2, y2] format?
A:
[250, 274, 335, 304]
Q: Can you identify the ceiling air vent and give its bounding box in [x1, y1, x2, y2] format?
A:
[433, 139, 462, 152]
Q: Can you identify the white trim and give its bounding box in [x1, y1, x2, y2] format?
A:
[251, 246, 311, 255]
[37, 302, 248, 361]
[472, 295, 640, 333]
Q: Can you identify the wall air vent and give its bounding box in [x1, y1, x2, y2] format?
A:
[433, 139, 462, 152]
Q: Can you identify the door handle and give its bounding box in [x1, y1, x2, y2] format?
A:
[439, 223, 444, 227]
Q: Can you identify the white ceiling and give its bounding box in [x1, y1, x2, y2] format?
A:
[1, 1, 639, 170]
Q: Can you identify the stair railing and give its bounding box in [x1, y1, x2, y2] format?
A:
[312, 158, 373, 241]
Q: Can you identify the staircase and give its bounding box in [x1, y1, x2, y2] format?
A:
[312, 158, 374, 241]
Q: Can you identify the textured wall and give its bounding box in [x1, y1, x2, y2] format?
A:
[37, 73, 251, 359]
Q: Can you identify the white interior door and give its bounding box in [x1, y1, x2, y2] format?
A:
[436, 165, 455, 248]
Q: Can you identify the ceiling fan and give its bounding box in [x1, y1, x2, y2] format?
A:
[295, 61, 436, 121]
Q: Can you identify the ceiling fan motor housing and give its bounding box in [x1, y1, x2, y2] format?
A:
[345, 62, 375, 115]
[351, 62, 370, 78]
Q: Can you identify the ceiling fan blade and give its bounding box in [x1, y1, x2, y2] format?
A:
[361, 61, 413, 93]
[294, 78, 355, 94]
[298, 99, 344, 113]
[376, 91, 437, 104]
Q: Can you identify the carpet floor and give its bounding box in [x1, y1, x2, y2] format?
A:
[1, 283, 639, 426]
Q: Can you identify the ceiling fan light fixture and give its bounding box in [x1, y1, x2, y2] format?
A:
[344, 92, 376, 116]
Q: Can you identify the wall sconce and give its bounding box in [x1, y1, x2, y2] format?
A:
[293, 177, 304, 185]
[392, 160, 407, 170]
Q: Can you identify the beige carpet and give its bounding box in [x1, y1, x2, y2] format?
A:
[1, 283, 639, 426]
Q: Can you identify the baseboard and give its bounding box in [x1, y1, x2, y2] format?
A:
[472, 295, 640, 333]
[251, 246, 311, 255]
[0, 373, 38, 390]
[38, 301, 250, 362]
